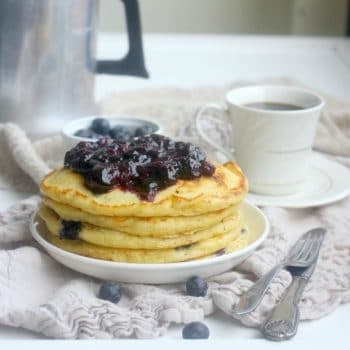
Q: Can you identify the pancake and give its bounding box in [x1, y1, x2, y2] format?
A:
[196, 228, 250, 260]
[38, 204, 243, 249]
[39, 219, 244, 263]
[40, 161, 248, 217]
[43, 197, 238, 237]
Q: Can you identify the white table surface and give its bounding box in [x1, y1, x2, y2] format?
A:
[1, 34, 350, 348]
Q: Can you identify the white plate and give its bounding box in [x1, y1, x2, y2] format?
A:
[246, 153, 350, 208]
[30, 201, 269, 284]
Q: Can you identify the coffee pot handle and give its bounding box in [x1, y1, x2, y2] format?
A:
[195, 103, 234, 161]
[96, 0, 148, 78]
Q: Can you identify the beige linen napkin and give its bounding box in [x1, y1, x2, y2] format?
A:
[0, 81, 349, 339]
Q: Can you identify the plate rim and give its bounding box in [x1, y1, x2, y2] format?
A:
[30, 200, 270, 270]
[246, 152, 350, 208]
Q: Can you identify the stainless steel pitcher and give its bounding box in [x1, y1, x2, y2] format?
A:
[0, 0, 148, 134]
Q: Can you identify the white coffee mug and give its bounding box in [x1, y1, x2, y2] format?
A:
[196, 85, 324, 195]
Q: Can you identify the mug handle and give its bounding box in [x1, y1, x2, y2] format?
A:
[195, 103, 233, 160]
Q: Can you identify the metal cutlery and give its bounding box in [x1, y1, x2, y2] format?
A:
[262, 229, 325, 340]
[232, 228, 326, 317]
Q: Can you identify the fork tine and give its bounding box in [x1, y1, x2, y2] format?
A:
[293, 233, 309, 259]
[293, 233, 314, 260]
[297, 228, 326, 263]
[287, 232, 312, 260]
[296, 236, 315, 261]
[300, 237, 317, 262]
[290, 228, 326, 264]
[304, 229, 326, 262]
[300, 230, 320, 258]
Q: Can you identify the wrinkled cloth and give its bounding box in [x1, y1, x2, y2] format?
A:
[0, 80, 349, 339]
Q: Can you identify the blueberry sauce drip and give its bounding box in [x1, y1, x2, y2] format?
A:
[59, 220, 81, 240]
[64, 134, 215, 201]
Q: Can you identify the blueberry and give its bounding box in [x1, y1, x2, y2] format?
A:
[91, 118, 111, 135]
[134, 125, 153, 137]
[59, 220, 81, 240]
[202, 161, 215, 176]
[182, 322, 209, 339]
[186, 276, 208, 297]
[74, 129, 101, 139]
[109, 125, 132, 141]
[91, 131, 104, 139]
[98, 282, 122, 303]
[75, 129, 89, 138]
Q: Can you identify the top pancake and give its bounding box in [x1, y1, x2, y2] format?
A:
[40, 161, 248, 217]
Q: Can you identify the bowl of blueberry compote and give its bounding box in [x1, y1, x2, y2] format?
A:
[62, 116, 161, 150]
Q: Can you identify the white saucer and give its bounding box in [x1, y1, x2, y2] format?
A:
[246, 153, 350, 208]
[30, 201, 269, 284]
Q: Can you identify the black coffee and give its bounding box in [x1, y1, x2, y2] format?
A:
[244, 102, 304, 111]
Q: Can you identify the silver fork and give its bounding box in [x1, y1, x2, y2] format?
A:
[232, 228, 326, 317]
[261, 228, 325, 341]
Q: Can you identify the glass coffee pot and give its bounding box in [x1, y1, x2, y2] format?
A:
[0, 0, 148, 134]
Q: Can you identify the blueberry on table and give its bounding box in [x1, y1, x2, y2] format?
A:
[186, 276, 208, 297]
[91, 118, 111, 135]
[182, 322, 210, 339]
[109, 125, 132, 141]
[98, 282, 122, 303]
[134, 125, 153, 137]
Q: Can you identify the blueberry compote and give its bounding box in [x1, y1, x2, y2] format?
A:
[64, 134, 215, 201]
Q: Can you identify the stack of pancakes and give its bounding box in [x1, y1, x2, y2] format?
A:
[38, 161, 249, 264]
